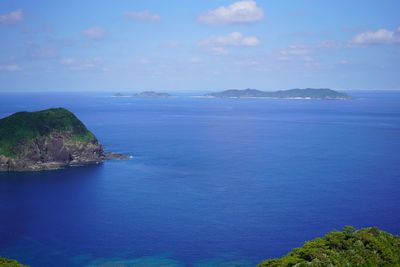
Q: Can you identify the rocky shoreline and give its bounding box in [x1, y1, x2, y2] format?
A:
[0, 132, 131, 172]
[0, 108, 131, 172]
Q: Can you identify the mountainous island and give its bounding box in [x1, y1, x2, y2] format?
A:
[258, 226, 400, 266]
[133, 91, 170, 98]
[207, 88, 350, 99]
[0, 108, 128, 172]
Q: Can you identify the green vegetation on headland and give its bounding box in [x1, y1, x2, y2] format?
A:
[0, 108, 108, 171]
[258, 226, 400, 267]
[0, 107, 128, 171]
[0, 257, 27, 267]
[207, 88, 350, 99]
[0, 108, 95, 158]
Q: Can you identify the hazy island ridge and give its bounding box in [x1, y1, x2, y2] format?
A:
[206, 88, 350, 99]
[0, 108, 129, 172]
[111, 88, 350, 99]
[113, 91, 170, 98]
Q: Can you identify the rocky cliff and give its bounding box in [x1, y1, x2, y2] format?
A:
[0, 108, 106, 171]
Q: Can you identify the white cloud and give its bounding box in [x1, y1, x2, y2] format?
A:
[188, 57, 202, 64]
[211, 47, 228, 55]
[198, 0, 264, 25]
[60, 58, 75, 65]
[27, 43, 58, 59]
[60, 58, 102, 71]
[279, 45, 310, 58]
[352, 27, 400, 45]
[276, 45, 320, 68]
[124, 10, 160, 22]
[0, 10, 23, 25]
[165, 42, 179, 48]
[138, 58, 151, 65]
[0, 64, 21, 71]
[83, 27, 106, 40]
[202, 32, 260, 47]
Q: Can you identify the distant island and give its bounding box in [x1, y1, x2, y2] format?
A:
[206, 88, 350, 99]
[112, 92, 131, 98]
[133, 91, 170, 98]
[0, 108, 128, 172]
[258, 226, 400, 266]
[112, 91, 170, 98]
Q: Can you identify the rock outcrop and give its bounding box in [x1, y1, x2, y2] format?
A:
[0, 108, 126, 172]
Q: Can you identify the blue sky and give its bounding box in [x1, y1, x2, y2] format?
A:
[0, 0, 399, 92]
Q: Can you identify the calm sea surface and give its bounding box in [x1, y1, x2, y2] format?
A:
[0, 91, 399, 266]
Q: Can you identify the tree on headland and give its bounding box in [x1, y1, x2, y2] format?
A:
[0, 257, 27, 267]
[258, 226, 400, 267]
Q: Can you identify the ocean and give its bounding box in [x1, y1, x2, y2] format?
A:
[0, 91, 399, 266]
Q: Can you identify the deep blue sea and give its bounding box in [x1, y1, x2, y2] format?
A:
[0, 91, 399, 267]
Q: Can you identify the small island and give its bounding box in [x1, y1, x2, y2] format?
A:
[206, 88, 350, 99]
[112, 92, 130, 98]
[0, 108, 128, 172]
[133, 91, 170, 98]
[258, 226, 400, 266]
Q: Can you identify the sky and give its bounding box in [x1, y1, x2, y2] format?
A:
[0, 0, 399, 92]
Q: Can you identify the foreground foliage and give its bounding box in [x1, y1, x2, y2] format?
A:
[0, 257, 27, 267]
[258, 226, 400, 267]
